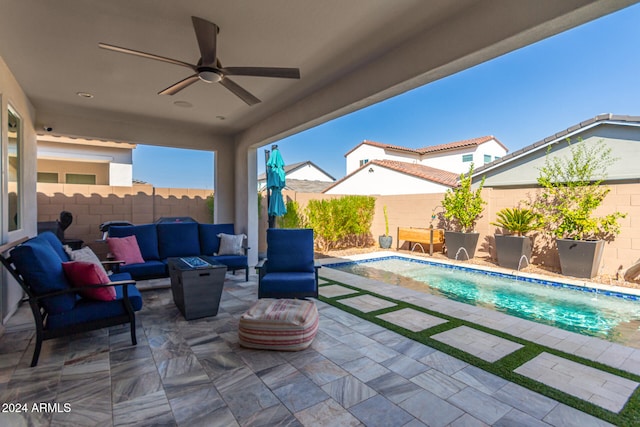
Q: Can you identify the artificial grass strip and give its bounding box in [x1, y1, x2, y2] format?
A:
[317, 277, 640, 426]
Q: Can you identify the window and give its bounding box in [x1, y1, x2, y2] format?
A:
[7, 107, 22, 231]
[359, 159, 369, 167]
[38, 172, 59, 183]
[462, 154, 473, 162]
[494, 156, 501, 161]
[484, 154, 491, 163]
[66, 174, 96, 185]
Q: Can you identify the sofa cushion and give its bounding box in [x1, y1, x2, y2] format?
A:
[266, 229, 315, 273]
[62, 261, 116, 301]
[213, 254, 248, 269]
[11, 237, 76, 314]
[47, 284, 143, 330]
[199, 223, 235, 255]
[260, 272, 317, 296]
[38, 231, 71, 262]
[109, 224, 160, 260]
[118, 260, 167, 280]
[157, 223, 200, 259]
[107, 236, 145, 265]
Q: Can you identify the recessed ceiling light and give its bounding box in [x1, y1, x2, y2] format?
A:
[173, 101, 193, 108]
[76, 91, 94, 98]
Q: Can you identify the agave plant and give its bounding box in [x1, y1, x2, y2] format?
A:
[491, 207, 540, 236]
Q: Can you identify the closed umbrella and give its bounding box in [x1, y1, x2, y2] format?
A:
[266, 145, 287, 227]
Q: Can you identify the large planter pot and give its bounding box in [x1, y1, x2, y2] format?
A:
[379, 235, 393, 249]
[556, 238, 605, 279]
[445, 231, 479, 260]
[494, 235, 532, 270]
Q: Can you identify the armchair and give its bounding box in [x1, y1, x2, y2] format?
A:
[0, 232, 142, 367]
[256, 228, 320, 299]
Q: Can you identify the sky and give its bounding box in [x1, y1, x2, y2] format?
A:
[133, 3, 640, 189]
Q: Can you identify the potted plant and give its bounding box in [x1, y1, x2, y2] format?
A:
[534, 138, 626, 278]
[379, 205, 393, 249]
[441, 165, 485, 260]
[491, 207, 540, 269]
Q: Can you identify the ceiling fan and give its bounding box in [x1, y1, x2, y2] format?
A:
[99, 16, 300, 106]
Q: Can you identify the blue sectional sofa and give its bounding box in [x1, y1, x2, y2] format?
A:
[108, 223, 249, 281]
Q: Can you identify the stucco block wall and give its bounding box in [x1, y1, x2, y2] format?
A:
[270, 182, 640, 277]
[37, 183, 213, 258]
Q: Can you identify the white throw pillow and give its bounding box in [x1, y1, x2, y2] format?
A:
[217, 233, 246, 256]
[65, 245, 110, 276]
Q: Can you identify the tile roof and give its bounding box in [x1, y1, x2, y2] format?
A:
[257, 160, 336, 181]
[417, 135, 507, 154]
[284, 179, 335, 193]
[345, 136, 506, 157]
[472, 114, 640, 177]
[323, 159, 459, 193]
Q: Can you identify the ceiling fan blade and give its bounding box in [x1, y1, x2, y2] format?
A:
[99, 43, 196, 71]
[191, 16, 218, 66]
[220, 77, 261, 105]
[158, 74, 200, 95]
[222, 67, 300, 79]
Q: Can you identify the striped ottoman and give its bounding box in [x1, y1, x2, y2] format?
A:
[239, 298, 319, 351]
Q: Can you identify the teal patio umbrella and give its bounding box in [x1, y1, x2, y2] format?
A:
[266, 145, 287, 227]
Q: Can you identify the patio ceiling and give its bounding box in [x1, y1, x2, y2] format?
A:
[0, 0, 637, 151]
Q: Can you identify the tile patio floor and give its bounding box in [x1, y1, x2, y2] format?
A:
[0, 262, 636, 426]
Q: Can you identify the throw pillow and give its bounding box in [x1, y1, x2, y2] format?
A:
[62, 261, 116, 301]
[64, 245, 110, 276]
[107, 235, 145, 265]
[216, 233, 246, 256]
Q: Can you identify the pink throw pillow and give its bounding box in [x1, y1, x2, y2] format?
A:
[62, 261, 116, 301]
[107, 235, 145, 265]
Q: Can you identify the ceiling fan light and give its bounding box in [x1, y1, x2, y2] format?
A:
[198, 69, 222, 83]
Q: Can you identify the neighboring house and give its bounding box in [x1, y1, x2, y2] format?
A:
[37, 134, 136, 186]
[258, 160, 335, 192]
[345, 136, 507, 175]
[327, 136, 507, 195]
[472, 114, 640, 187]
[324, 160, 459, 195]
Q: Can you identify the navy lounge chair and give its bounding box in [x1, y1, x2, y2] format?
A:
[0, 232, 142, 367]
[256, 228, 320, 299]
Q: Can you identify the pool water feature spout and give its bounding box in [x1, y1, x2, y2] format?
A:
[454, 247, 470, 261]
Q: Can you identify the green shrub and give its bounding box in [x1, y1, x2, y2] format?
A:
[491, 207, 540, 236]
[278, 200, 303, 228]
[305, 195, 375, 250]
[534, 138, 626, 240]
[442, 164, 486, 232]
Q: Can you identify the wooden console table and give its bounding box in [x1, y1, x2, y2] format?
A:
[397, 227, 444, 256]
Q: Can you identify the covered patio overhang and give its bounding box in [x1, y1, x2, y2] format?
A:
[1, 1, 637, 317]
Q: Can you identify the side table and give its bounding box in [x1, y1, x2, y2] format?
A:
[167, 256, 227, 320]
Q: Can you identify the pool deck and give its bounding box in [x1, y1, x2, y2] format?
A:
[318, 252, 640, 417]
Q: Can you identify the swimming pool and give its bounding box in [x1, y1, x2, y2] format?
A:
[328, 256, 640, 345]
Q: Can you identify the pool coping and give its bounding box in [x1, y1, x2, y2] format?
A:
[318, 250, 640, 300]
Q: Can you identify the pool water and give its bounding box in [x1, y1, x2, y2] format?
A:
[330, 257, 640, 345]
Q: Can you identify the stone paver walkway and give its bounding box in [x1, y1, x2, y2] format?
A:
[515, 352, 639, 413]
[338, 294, 397, 313]
[377, 308, 447, 332]
[432, 326, 524, 362]
[319, 256, 640, 420]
